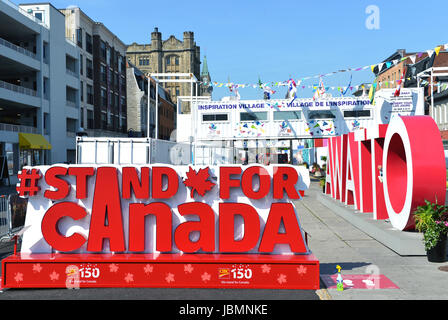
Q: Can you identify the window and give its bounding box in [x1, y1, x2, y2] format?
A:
[175, 57, 179, 65]
[273, 111, 301, 121]
[34, 12, 43, 21]
[87, 110, 93, 129]
[86, 58, 93, 79]
[100, 41, 106, 60]
[101, 88, 107, 107]
[202, 114, 228, 122]
[76, 28, 82, 48]
[100, 65, 107, 83]
[86, 84, 93, 105]
[80, 107, 84, 128]
[80, 54, 83, 75]
[85, 33, 92, 54]
[80, 81, 84, 102]
[343, 110, 371, 118]
[240, 112, 268, 121]
[101, 112, 107, 129]
[139, 57, 149, 66]
[166, 56, 170, 65]
[43, 42, 48, 62]
[118, 56, 123, 73]
[307, 110, 336, 119]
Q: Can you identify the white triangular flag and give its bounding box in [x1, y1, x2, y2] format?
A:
[378, 62, 385, 71]
[427, 49, 434, 57]
[409, 55, 416, 64]
[392, 59, 399, 65]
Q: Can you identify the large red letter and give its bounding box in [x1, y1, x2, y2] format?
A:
[129, 202, 172, 252]
[174, 202, 215, 253]
[152, 167, 178, 199]
[44, 166, 70, 200]
[122, 167, 150, 199]
[41, 202, 87, 252]
[241, 166, 270, 200]
[273, 166, 299, 199]
[219, 166, 242, 199]
[258, 203, 307, 253]
[87, 167, 125, 252]
[68, 167, 95, 199]
[219, 203, 260, 252]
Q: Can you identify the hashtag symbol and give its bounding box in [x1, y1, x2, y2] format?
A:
[16, 169, 41, 197]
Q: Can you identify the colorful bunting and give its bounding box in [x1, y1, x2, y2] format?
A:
[198, 42, 446, 92]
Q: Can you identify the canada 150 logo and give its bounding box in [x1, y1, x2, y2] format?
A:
[219, 265, 253, 282]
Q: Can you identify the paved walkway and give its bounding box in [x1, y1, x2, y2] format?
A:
[295, 180, 448, 300]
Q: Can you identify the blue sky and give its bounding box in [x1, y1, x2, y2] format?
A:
[24, 0, 448, 100]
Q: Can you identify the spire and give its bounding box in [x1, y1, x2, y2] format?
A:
[201, 55, 210, 80]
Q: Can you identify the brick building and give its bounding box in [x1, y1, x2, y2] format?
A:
[61, 7, 127, 137]
[374, 48, 448, 147]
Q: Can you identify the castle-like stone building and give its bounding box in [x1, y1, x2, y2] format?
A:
[126, 28, 212, 113]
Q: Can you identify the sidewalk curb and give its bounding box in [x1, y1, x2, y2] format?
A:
[316, 193, 426, 256]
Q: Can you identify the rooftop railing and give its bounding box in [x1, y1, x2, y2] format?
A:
[1, 0, 49, 29]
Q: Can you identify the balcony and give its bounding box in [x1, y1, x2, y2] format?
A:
[66, 68, 79, 79]
[0, 36, 37, 60]
[0, 122, 37, 134]
[0, 79, 38, 97]
[66, 100, 77, 108]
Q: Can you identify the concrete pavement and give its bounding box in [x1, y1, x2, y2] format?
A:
[295, 180, 448, 300]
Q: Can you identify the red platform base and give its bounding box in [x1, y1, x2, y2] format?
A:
[1, 253, 319, 290]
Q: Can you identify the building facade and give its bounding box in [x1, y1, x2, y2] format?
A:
[0, 1, 81, 183]
[126, 27, 211, 113]
[177, 89, 424, 166]
[60, 7, 127, 137]
[126, 62, 176, 140]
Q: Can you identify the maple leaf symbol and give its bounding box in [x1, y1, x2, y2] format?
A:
[109, 263, 119, 273]
[277, 274, 287, 284]
[297, 265, 307, 276]
[49, 271, 60, 281]
[165, 272, 175, 283]
[184, 264, 194, 274]
[33, 263, 43, 273]
[201, 272, 211, 282]
[183, 167, 215, 198]
[124, 273, 134, 283]
[144, 264, 154, 275]
[14, 272, 23, 283]
[261, 264, 271, 274]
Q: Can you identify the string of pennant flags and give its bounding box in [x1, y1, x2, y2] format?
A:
[199, 43, 448, 93]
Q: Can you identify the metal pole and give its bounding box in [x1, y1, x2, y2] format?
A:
[155, 80, 159, 140]
[190, 77, 195, 164]
[431, 68, 434, 115]
[150, 77, 151, 138]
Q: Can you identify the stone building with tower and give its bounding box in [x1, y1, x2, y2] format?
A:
[126, 27, 212, 113]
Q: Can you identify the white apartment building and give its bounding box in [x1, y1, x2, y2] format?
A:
[0, 1, 80, 183]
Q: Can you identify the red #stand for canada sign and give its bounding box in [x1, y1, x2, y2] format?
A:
[1, 164, 318, 290]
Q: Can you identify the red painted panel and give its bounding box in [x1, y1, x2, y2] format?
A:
[1, 253, 319, 290]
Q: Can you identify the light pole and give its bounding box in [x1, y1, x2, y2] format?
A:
[147, 75, 150, 138]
